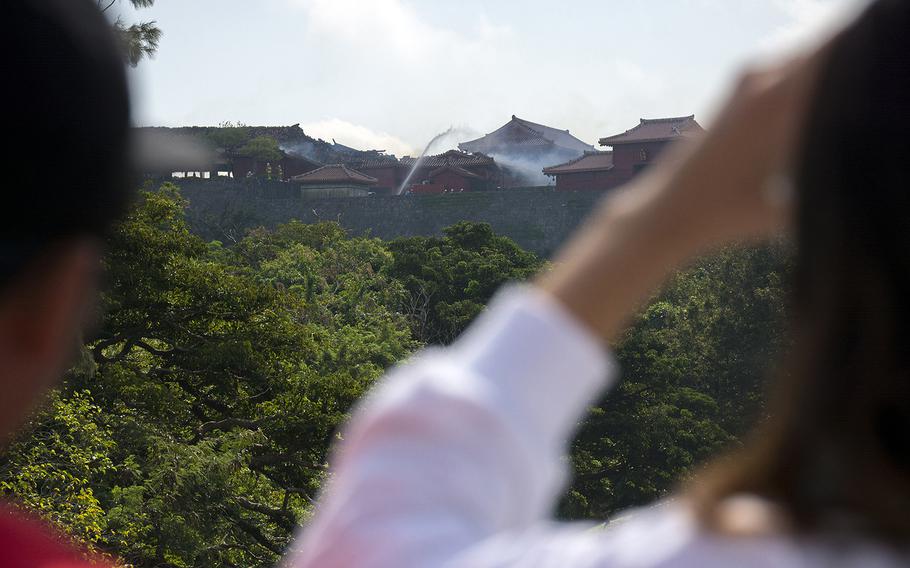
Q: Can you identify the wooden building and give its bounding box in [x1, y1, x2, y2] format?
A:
[409, 164, 484, 195]
[542, 151, 615, 192]
[231, 154, 321, 181]
[342, 156, 409, 195]
[600, 115, 702, 178]
[290, 164, 378, 197]
[459, 115, 594, 162]
[402, 150, 501, 193]
[544, 115, 703, 191]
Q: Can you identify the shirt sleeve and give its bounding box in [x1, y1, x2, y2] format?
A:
[286, 285, 617, 568]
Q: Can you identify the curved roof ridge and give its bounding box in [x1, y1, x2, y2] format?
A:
[459, 115, 594, 154]
[639, 114, 696, 124]
[291, 163, 378, 185]
[428, 162, 481, 179]
[599, 115, 702, 146]
[543, 150, 614, 175]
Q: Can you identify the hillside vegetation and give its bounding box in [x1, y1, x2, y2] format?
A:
[0, 184, 790, 567]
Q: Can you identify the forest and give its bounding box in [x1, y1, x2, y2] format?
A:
[0, 183, 791, 567]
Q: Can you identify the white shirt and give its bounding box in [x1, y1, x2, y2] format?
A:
[286, 286, 906, 567]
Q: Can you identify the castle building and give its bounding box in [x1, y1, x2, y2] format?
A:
[544, 115, 703, 191]
[231, 154, 321, 181]
[459, 115, 594, 163]
[341, 156, 409, 196]
[402, 150, 501, 194]
[290, 164, 378, 197]
[542, 151, 615, 192]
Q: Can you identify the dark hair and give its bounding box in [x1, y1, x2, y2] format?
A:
[1, 0, 131, 286]
[696, 0, 910, 543]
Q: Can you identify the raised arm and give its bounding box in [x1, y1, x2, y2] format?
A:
[286, 53, 821, 568]
[540, 52, 822, 344]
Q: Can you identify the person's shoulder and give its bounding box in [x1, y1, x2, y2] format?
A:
[588, 498, 797, 567]
[449, 496, 908, 568]
[0, 503, 115, 568]
[445, 499, 707, 568]
[588, 497, 909, 568]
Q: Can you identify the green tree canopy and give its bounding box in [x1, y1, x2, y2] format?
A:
[562, 245, 791, 519]
[237, 136, 284, 163]
[207, 122, 252, 153]
[386, 221, 544, 344]
[0, 184, 793, 565]
[3, 185, 414, 566]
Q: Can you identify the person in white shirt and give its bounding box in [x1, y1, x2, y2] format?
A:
[286, 1, 910, 566]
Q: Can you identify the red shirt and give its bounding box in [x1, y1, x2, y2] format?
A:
[0, 505, 113, 568]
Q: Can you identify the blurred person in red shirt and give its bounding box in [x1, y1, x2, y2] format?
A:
[1, 1, 130, 566]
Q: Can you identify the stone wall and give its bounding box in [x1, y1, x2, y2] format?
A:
[170, 177, 610, 258]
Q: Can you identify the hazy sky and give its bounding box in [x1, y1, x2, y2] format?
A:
[119, 0, 866, 156]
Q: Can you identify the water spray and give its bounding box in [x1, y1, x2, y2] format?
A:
[396, 127, 461, 195]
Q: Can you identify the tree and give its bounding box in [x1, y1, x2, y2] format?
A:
[0, 391, 118, 550]
[207, 122, 252, 154]
[560, 244, 791, 519]
[0, 183, 794, 563]
[386, 222, 544, 344]
[98, 0, 162, 67]
[237, 136, 284, 164]
[2, 185, 415, 566]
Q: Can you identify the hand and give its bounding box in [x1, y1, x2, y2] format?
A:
[538, 46, 828, 345]
[626, 50, 826, 254]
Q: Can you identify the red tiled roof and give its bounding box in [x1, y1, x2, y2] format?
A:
[543, 151, 614, 175]
[290, 164, 378, 185]
[599, 115, 703, 146]
[428, 163, 481, 179]
[342, 155, 405, 169]
[400, 149, 495, 168]
[459, 115, 594, 154]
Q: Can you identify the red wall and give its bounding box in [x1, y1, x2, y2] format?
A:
[610, 141, 668, 181]
[555, 140, 676, 191]
[555, 169, 623, 192]
[360, 166, 404, 195]
[555, 141, 680, 191]
[412, 164, 498, 188]
[431, 170, 475, 192]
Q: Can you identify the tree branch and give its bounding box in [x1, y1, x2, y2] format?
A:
[234, 516, 285, 555]
[197, 418, 261, 436]
[235, 497, 296, 532]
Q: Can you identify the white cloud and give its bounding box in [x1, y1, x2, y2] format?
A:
[288, 0, 520, 150]
[296, 0, 512, 64]
[760, 0, 866, 55]
[300, 0, 432, 63]
[302, 118, 414, 156]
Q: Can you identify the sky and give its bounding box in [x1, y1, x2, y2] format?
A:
[118, 0, 867, 156]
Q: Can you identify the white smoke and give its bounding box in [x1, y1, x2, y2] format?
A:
[397, 126, 480, 194]
[302, 118, 414, 157]
[280, 139, 320, 161]
[489, 152, 563, 187]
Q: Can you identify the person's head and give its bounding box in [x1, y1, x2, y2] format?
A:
[697, 0, 910, 543]
[0, 0, 130, 443]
